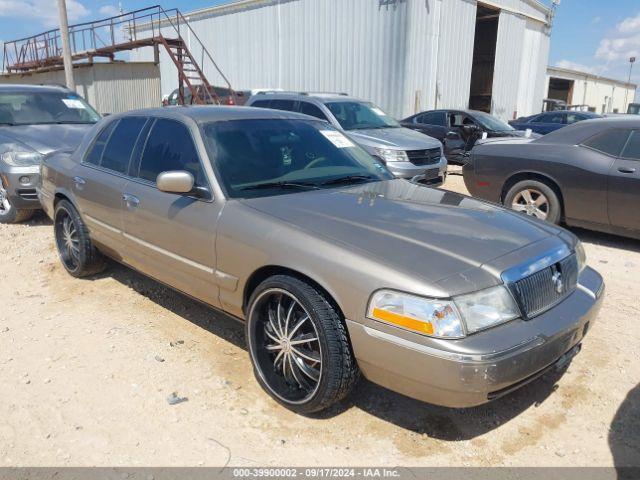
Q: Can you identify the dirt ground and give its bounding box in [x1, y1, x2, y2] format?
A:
[1, 171, 639, 467]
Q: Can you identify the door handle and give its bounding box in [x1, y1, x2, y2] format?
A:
[73, 176, 86, 189]
[122, 193, 140, 208]
[618, 167, 636, 174]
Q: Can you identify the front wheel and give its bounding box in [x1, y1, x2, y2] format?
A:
[246, 275, 359, 414]
[54, 200, 107, 277]
[504, 179, 561, 224]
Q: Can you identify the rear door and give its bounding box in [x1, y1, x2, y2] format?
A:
[608, 129, 640, 232]
[122, 117, 221, 306]
[73, 117, 147, 254]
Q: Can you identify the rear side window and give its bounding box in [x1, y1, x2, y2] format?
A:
[582, 129, 631, 157]
[534, 113, 565, 124]
[85, 120, 117, 165]
[418, 112, 446, 126]
[251, 100, 271, 108]
[270, 99, 296, 112]
[100, 117, 147, 174]
[299, 102, 327, 120]
[137, 119, 206, 186]
[566, 113, 585, 124]
[621, 130, 640, 160]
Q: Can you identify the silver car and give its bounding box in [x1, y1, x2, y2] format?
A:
[0, 85, 100, 223]
[39, 107, 603, 413]
[246, 92, 447, 185]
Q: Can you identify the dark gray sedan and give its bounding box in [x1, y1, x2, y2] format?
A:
[0, 85, 100, 223]
[464, 117, 640, 239]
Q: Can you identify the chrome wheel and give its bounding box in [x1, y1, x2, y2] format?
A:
[0, 184, 11, 216]
[511, 188, 549, 220]
[55, 208, 80, 271]
[249, 288, 322, 404]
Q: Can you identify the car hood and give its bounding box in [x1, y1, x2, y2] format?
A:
[0, 123, 94, 155]
[475, 136, 535, 147]
[346, 126, 440, 150]
[241, 179, 564, 293]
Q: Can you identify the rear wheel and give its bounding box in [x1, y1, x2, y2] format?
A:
[246, 275, 359, 413]
[54, 200, 106, 277]
[504, 179, 561, 224]
[0, 184, 34, 224]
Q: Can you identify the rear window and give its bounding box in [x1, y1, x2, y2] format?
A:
[582, 129, 631, 157]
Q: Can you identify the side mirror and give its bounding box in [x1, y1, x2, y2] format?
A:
[156, 171, 195, 194]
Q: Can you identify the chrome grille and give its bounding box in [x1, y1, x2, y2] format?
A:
[406, 147, 441, 166]
[512, 254, 578, 318]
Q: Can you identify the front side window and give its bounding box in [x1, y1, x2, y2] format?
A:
[621, 130, 640, 160]
[566, 113, 586, 124]
[535, 113, 565, 124]
[137, 119, 207, 186]
[84, 120, 117, 166]
[582, 129, 631, 157]
[0, 91, 100, 125]
[326, 101, 399, 130]
[100, 117, 147, 174]
[202, 119, 393, 198]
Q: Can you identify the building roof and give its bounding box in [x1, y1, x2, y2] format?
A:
[547, 65, 637, 89]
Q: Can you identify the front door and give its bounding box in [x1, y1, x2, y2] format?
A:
[608, 129, 640, 232]
[122, 118, 221, 307]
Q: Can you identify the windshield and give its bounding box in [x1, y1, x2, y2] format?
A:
[202, 119, 393, 198]
[0, 91, 100, 126]
[472, 111, 515, 132]
[326, 101, 400, 130]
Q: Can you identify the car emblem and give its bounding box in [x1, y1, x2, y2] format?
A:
[551, 266, 564, 294]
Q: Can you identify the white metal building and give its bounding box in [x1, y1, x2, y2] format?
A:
[546, 66, 638, 114]
[0, 62, 162, 115]
[132, 0, 553, 120]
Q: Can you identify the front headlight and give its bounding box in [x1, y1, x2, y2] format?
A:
[374, 148, 409, 163]
[367, 290, 464, 338]
[575, 241, 587, 272]
[453, 285, 520, 334]
[2, 150, 43, 167]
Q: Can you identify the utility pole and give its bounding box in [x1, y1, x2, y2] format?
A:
[624, 56, 635, 111]
[57, 0, 76, 91]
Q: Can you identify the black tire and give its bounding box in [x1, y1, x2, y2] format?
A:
[246, 275, 359, 414]
[504, 179, 562, 224]
[54, 200, 107, 277]
[0, 189, 34, 224]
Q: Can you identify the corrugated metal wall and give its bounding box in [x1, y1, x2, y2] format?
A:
[0, 62, 161, 114]
[132, 0, 550, 119]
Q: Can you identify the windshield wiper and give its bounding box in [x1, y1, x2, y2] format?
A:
[319, 175, 375, 187]
[240, 181, 320, 191]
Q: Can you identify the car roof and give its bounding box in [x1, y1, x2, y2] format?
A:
[248, 92, 366, 103]
[537, 110, 601, 117]
[110, 105, 316, 124]
[0, 84, 71, 93]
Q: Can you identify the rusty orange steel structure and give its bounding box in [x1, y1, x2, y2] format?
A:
[2, 5, 234, 105]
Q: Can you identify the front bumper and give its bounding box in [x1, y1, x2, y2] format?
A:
[387, 156, 448, 185]
[347, 266, 604, 408]
[1, 165, 41, 210]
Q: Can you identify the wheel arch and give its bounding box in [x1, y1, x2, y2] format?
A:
[501, 171, 565, 217]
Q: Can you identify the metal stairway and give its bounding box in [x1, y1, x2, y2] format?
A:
[2, 5, 232, 106]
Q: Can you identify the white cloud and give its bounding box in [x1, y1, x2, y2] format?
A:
[99, 5, 121, 17]
[0, 0, 90, 27]
[595, 12, 640, 63]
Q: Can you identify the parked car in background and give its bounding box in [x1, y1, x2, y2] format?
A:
[246, 92, 447, 185]
[39, 106, 603, 413]
[509, 110, 602, 135]
[0, 84, 100, 224]
[401, 109, 537, 165]
[164, 85, 248, 106]
[464, 117, 640, 239]
[627, 103, 640, 115]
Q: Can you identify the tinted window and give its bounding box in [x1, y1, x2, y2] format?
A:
[621, 130, 640, 160]
[418, 112, 446, 126]
[251, 100, 271, 108]
[582, 129, 631, 157]
[299, 102, 327, 120]
[270, 99, 296, 111]
[100, 117, 147, 174]
[566, 113, 586, 124]
[137, 119, 206, 186]
[85, 120, 117, 165]
[534, 113, 565, 124]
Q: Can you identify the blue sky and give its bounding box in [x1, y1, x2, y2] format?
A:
[1, 0, 639, 87]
